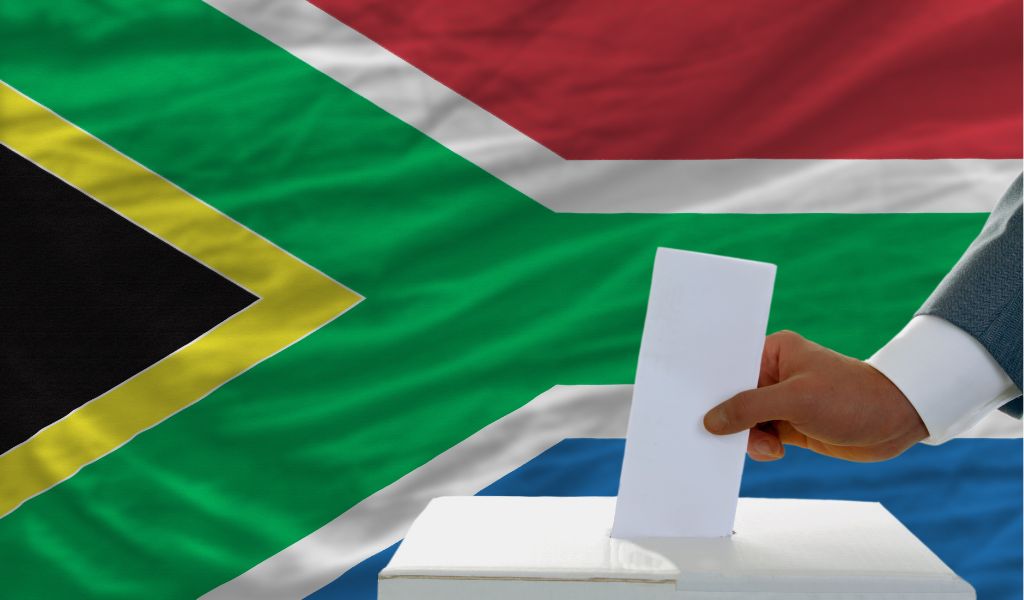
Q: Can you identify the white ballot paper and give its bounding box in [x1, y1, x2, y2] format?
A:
[612, 248, 776, 539]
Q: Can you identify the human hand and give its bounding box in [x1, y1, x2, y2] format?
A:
[703, 331, 928, 462]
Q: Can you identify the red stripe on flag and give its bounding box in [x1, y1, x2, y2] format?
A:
[313, 0, 1022, 160]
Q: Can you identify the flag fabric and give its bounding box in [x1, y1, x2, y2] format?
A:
[1, 1, 1021, 599]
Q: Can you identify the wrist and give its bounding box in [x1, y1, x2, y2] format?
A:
[861, 360, 928, 449]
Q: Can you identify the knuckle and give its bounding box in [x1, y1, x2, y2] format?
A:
[772, 330, 800, 342]
[768, 330, 803, 352]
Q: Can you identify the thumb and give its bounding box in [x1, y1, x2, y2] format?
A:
[703, 381, 803, 435]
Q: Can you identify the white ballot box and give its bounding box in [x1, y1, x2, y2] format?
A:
[378, 496, 975, 599]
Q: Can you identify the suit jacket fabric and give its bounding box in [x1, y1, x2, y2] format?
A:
[919, 174, 1023, 418]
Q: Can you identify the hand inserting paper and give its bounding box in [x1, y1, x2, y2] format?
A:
[703, 331, 927, 463]
[707, 176, 1023, 462]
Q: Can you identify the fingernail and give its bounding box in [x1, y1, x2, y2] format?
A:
[704, 409, 728, 433]
[754, 439, 776, 456]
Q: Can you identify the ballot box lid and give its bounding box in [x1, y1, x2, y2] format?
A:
[379, 496, 974, 598]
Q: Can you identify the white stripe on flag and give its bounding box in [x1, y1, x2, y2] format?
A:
[201, 385, 631, 600]
[205, 0, 1021, 214]
[203, 384, 1019, 599]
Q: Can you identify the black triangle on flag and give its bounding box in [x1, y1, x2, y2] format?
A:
[0, 145, 256, 454]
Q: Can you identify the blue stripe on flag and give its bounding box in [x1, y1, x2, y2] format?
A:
[310, 438, 1022, 599]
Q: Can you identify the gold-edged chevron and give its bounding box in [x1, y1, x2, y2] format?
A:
[0, 81, 362, 518]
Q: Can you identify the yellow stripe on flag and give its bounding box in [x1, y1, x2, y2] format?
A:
[0, 81, 362, 518]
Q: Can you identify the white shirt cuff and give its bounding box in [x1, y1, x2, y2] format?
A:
[866, 315, 1020, 445]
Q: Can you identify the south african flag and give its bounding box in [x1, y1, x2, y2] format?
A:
[1, 1, 1021, 598]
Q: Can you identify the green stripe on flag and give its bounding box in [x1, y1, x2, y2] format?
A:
[0, 1, 985, 598]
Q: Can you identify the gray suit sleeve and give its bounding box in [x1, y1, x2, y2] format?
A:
[918, 174, 1022, 418]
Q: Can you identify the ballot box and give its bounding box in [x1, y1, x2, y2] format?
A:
[378, 496, 975, 599]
